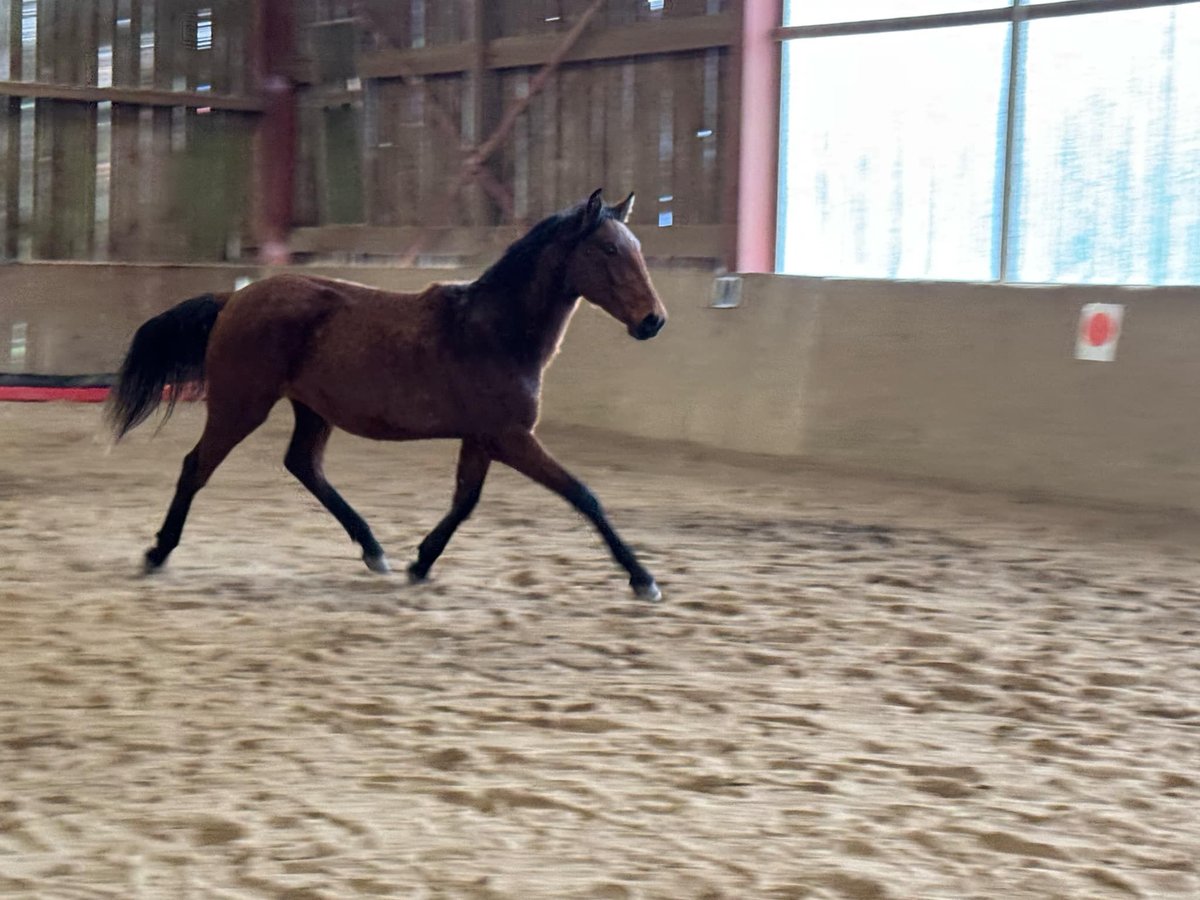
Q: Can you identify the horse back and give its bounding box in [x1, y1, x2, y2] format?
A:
[208, 273, 431, 376]
[206, 273, 530, 439]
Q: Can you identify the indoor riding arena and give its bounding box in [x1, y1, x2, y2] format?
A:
[2, 3, 1198, 899]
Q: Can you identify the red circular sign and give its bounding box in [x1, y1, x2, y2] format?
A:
[1083, 312, 1117, 347]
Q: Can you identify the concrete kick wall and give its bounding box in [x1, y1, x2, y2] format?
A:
[4, 262, 1200, 512]
[0, 262, 452, 375]
[1, 262, 258, 375]
[545, 273, 1200, 513]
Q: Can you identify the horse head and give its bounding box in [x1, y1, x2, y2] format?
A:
[565, 189, 668, 341]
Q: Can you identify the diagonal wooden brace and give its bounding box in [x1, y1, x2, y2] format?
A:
[397, 0, 608, 264]
[354, 0, 514, 218]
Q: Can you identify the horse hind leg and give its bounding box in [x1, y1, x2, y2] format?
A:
[143, 399, 273, 572]
[284, 400, 389, 573]
[407, 438, 491, 583]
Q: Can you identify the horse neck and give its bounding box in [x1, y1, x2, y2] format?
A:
[496, 253, 580, 369]
[522, 283, 580, 368]
[466, 234, 585, 369]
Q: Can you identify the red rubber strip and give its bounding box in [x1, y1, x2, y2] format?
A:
[0, 386, 112, 402]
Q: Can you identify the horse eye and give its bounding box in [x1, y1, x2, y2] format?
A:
[602, 243, 618, 256]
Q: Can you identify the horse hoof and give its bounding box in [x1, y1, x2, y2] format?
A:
[363, 552, 391, 574]
[406, 562, 428, 585]
[632, 580, 662, 602]
[142, 549, 165, 575]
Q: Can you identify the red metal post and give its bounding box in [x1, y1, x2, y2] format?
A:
[255, 0, 297, 266]
[734, 0, 782, 273]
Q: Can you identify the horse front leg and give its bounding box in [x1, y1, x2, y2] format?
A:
[489, 431, 660, 601]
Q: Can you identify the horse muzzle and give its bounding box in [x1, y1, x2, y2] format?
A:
[632, 313, 666, 341]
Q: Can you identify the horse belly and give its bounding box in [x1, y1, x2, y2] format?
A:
[288, 344, 535, 441]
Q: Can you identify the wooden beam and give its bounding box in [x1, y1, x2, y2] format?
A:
[290, 224, 524, 257]
[488, 12, 737, 69]
[639, 225, 726, 260]
[359, 43, 472, 79]
[311, 87, 363, 108]
[289, 224, 725, 260]
[0, 80, 263, 111]
[2, 97, 19, 259]
[359, 13, 738, 80]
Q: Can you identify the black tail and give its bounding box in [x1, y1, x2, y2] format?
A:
[106, 293, 227, 441]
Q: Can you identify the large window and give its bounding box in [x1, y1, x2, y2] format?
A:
[777, 1, 1200, 285]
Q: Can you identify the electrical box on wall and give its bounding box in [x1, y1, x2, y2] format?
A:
[711, 276, 743, 309]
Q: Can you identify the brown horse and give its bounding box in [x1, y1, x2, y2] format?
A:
[106, 190, 668, 600]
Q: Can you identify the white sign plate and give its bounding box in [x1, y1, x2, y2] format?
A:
[1075, 303, 1124, 362]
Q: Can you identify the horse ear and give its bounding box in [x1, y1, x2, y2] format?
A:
[583, 188, 604, 228]
[612, 191, 635, 223]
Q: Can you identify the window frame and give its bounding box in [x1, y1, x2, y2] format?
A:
[768, 0, 1200, 283]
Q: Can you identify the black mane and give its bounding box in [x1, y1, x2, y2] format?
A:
[472, 201, 616, 295]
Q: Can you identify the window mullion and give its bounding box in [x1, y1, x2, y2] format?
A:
[999, 3, 1022, 280]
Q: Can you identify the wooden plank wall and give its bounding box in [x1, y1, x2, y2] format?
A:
[297, 0, 732, 263]
[0, 3, 733, 265]
[0, 0, 257, 263]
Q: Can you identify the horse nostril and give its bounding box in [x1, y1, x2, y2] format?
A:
[637, 314, 665, 340]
